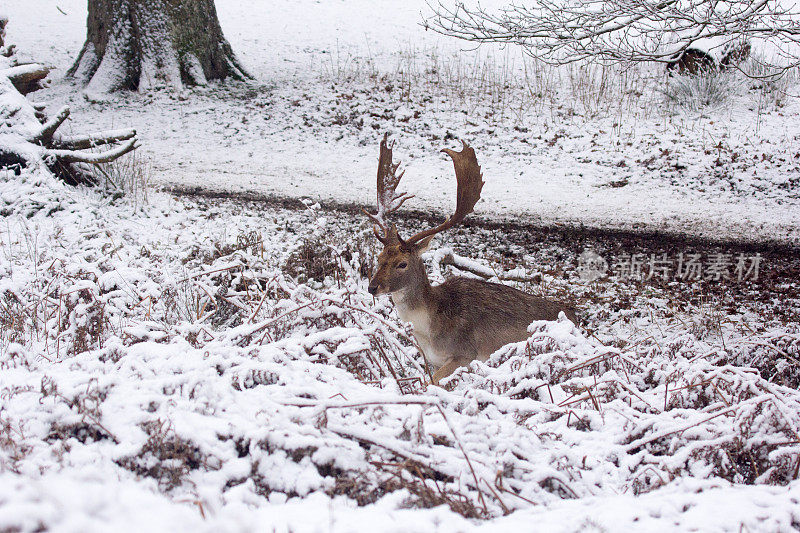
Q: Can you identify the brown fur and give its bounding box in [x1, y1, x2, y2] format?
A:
[369, 243, 577, 384]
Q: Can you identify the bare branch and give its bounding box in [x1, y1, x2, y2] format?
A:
[425, 0, 800, 69]
[30, 106, 70, 144]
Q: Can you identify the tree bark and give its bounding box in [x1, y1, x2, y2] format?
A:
[0, 14, 7, 49]
[68, 0, 251, 96]
[0, 13, 10, 50]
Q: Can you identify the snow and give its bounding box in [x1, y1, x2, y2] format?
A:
[0, 168, 798, 531]
[1, 0, 800, 531]
[1, 473, 797, 532]
[3, 0, 800, 244]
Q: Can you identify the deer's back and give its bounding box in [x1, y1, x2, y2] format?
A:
[427, 277, 577, 364]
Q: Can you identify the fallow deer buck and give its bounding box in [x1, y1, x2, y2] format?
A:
[366, 134, 578, 385]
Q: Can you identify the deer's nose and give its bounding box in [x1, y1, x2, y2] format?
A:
[368, 284, 379, 295]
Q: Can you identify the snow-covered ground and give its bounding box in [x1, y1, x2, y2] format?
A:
[4, 0, 800, 244]
[1, 169, 799, 531]
[2, 0, 800, 531]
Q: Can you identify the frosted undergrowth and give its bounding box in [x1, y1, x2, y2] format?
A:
[1, 169, 799, 532]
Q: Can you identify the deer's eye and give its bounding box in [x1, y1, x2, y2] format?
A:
[396, 262, 408, 269]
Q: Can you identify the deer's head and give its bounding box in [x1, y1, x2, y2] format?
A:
[365, 134, 484, 296]
[367, 227, 434, 296]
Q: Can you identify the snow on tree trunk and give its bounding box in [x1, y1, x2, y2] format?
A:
[68, 0, 251, 98]
[0, 13, 6, 48]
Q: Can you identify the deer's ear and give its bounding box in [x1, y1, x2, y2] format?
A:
[410, 234, 435, 254]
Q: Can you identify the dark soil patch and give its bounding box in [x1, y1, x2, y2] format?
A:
[168, 187, 800, 323]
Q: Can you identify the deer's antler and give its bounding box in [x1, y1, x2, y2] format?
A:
[364, 133, 414, 245]
[403, 140, 484, 246]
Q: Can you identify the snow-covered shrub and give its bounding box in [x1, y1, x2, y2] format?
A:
[722, 331, 800, 389]
[2, 170, 799, 530]
[116, 419, 207, 491]
[283, 237, 341, 283]
[743, 55, 800, 110]
[663, 70, 744, 111]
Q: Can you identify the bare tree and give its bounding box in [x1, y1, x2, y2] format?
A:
[69, 0, 251, 97]
[1, 16, 138, 185]
[425, 0, 800, 69]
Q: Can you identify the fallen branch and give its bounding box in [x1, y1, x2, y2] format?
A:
[281, 397, 440, 413]
[46, 137, 139, 164]
[0, 20, 139, 185]
[52, 128, 136, 150]
[177, 262, 243, 283]
[30, 106, 70, 144]
[439, 250, 540, 283]
[2, 62, 49, 94]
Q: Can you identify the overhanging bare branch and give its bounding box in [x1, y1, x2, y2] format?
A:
[425, 0, 800, 68]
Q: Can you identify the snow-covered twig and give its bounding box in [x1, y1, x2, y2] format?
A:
[29, 105, 69, 144]
[46, 137, 139, 164]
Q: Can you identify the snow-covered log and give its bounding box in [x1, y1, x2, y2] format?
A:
[68, 0, 252, 98]
[2, 63, 50, 94]
[0, 17, 138, 185]
[0, 14, 50, 94]
[0, 77, 138, 184]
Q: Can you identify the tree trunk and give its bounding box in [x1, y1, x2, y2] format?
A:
[68, 0, 251, 97]
[0, 14, 7, 49]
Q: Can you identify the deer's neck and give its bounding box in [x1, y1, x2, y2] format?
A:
[391, 269, 434, 332]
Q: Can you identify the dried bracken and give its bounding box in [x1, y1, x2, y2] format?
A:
[0, 174, 798, 530]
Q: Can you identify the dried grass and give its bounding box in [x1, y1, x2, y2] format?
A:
[3, 211, 798, 521]
[95, 151, 152, 208]
[117, 419, 207, 491]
